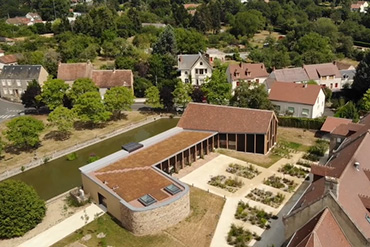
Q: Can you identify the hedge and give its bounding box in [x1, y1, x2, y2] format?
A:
[277, 116, 326, 130]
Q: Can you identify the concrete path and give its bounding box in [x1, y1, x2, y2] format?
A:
[180, 152, 307, 247]
[19, 204, 105, 247]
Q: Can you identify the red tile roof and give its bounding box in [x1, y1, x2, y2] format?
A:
[287, 209, 351, 247]
[334, 61, 355, 70]
[57, 62, 93, 82]
[183, 3, 201, 9]
[320, 116, 352, 133]
[177, 103, 276, 134]
[331, 122, 364, 136]
[227, 63, 269, 81]
[303, 63, 341, 80]
[91, 70, 133, 88]
[0, 54, 18, 64]
[268, 82, 322, 105]
[6, 17, 30, 25]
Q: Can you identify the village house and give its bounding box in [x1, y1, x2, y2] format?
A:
[351, 1, 369, 12]
[269, 82, 325, 118]
[226, 63, 269, 90]
[264, 67, 309, 91]
[80, 103, 277, 235]
[177, 53, 213, 86]
[303, 63, 342, 91]
[6, 13, 43, 26]
[284, 114, 370, 246]
[206, 48, 227, 65]
[0, 54, 19, 71]
[57, 62, 134, 98]
[0, 65, 48, 101]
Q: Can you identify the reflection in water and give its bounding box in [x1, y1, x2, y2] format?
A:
[8, 118, 178, 200]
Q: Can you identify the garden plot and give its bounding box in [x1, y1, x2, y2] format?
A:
[278, 163, 309, 179]
[226, 163, 261, 179]
[208, 175, 244, 193]
[227, 224, 261, 247]
[234, 201, 278, 229]
[263, 175, 298, 193]
[246, 188, 286, 208]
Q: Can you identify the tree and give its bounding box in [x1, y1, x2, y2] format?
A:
[32, 0, 69, 21]
[0, 180, 46, 239]
[73, 92, 112, 125]
[39, 79, 69, 110]
[296, 32, 334, 64]
[191, 87, 205, 102]
[69, 78, 98, 104]
[134, 77, 153, 98]
[361, 88, 370, 112]
[230, 82, 273, 110]
[145, 86, 163, 108]
[104, 87, 135, 119]
[21, 80, 44, 110]
[334, 101, 359, 122]
[172, 81, 192, 110]
[152, 25, 177, 56]
[47, 106, 76, 138]
[5, 116, 44, 149]
[352, 52, 370, 99]
[202, 68, 232, 105]
[0, 136, 4, 158]
[230, 10, 265, 37]
[175, 28, 207, 54]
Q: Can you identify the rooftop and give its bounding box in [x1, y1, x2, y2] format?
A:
[303, 63, 341, 80]
[57, 62, 93, 82]
[227, 63, 269, 81]
[320, 116, 352, 133]
[177, 54, 211, 70]
[177, 103, 276, 134]
[91, 70, 133, 88]
[0, 54, 18, 64]
[0, 65, 44, 80]
[272, 67, 309, 82]
[268, 82, 322, 105]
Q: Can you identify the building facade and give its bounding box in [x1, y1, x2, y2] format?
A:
[0, 65, 48, 101]
[177, 54, 213, 86]
[303, 63, 342, 91]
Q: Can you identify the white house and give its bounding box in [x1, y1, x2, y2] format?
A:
[177, 53, 212, 86]
[303, 63, 342, 91]
[269, 82, 325, 118]
[226, 63, 269, 90]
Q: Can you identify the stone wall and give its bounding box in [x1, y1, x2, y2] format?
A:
[120, 191, 190, 235]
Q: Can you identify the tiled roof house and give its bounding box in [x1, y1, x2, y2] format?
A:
[284, 114, 370, 246]
[226, 63, 269, 91]
[268, 82, 325, 118]
[0, 54, 19, 70]
[303, 63, 342, 91]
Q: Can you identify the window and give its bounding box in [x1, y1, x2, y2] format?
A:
[1, 80, 5, 86]
[185, 79, 189, 83]
[205, 69, 207, 74]
[330, 83, 333, 89]
[199, 69, 204, 75]
[256, 79, 259, 83]
[275, 105, 281, 111]
[195, 69, 198, 74]
[302, 108, 309, 116]
[322, 77, 327, 80]
[18, 89, 22, 94]
[200, 61, 203, 65]
[3, 89, 8, 95]
[7, 79, 11, 86]
[237, 81, 240, 87]
[185, 71, 188, 75]
[8, 89, 13, 95]
[16, 80, 21, 87]
[164, 184, 181, 195]
[335, 83, 338, 88]
[138, 194, 157, 207]
[287, 107, 295, 114]
[329, 76, 334, 79]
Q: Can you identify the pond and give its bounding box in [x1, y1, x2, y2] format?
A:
[8, 118, 179, 200]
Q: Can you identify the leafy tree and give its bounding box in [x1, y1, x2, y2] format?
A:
[104, 87, 135, 119]
[202, 68, 232, 105]
[335, 101, 359, 122]
[352, 52, 370, 99]
[172, 3, 192, 28]
[191, 87, 205, 102]
[152, 25, 177, 56]
[21, 80, 44, 110]
[361, 88, 370, 112]
[145, 86, 163, 108]
[31, 0, 69, 21]
[134, 77, 153, 98]
[172, 81, 192, 110]
[127, 8, 142, 33]
[314, 18, 339, 45]
[47, 106, 76, 138]
[0, 136, 4, 158]
[296, 32, 334, 64]
[115, 56, 137, 70]
[0, 180, 46, 239]
[175, 28, 207, 54]
[5, 116, 44, 149]
[230, 10, 265, 37]
[230, 82, 273, 110]
[73, 92, 112, 125]
[69, 78, 98, 104]
[160, 86, 175, 111]
[39, 79, 69, 110]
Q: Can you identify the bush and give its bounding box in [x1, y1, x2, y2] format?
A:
[66, 152, 78, 161]
[277, 116, 326, 130]
[0, 180, 46, 238]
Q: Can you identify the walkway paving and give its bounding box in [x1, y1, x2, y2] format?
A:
[18, 204, 105, 247]
[180, 152, 307, 247]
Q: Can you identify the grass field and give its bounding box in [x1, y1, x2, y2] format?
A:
[52, 187, 225, 247]
[0, 111, 152, 174]
[250, 30, 283, 48]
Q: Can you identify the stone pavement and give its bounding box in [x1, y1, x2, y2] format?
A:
[180, 152, 307, 247]
[18, 204, 105, 247]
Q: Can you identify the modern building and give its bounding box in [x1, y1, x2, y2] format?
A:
[177, 53, 213, 86]
[226, 63, 269, 91]
[269, 82, 325, 118]
[80, 103, 277, 235]
[303, 63, 342, 91]
[57, 62, 134, 98]
[0, 65, 48, 101]
[284, 114, 370, 247]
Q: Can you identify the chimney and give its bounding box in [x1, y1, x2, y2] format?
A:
[303, 84, 307, 88]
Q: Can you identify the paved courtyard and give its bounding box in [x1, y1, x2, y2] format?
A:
[179, 153, 308, 247]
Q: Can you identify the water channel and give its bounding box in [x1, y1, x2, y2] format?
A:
[8, 118, 179, 200]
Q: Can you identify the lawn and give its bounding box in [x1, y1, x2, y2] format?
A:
[52, 187, 225, 247]
[250, 30, 283, 48]
[0, 111, 153, 174]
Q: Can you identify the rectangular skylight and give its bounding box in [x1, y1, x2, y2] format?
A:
[164, 184, 181, 195]
[138, 194, 157, 207]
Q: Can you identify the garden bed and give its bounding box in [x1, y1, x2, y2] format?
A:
[278, 163, 309, 178]
[296, 159, 314, 168]
[208, 175, 244, 193]
[263, 175, 298, 193]
[246, 188, 285, 208]
[226, 163, 261, 179]
[234, 201, 278, 229]
[227, 224, 260, 247]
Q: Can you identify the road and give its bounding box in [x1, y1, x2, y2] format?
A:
[0, 98, 24, 122]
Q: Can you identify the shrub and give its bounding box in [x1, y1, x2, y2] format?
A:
[66, 152, 78, 161]
[277, 116, 325, 130]
[0, 180, 46, 238]
[87, 153, 100, 164]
